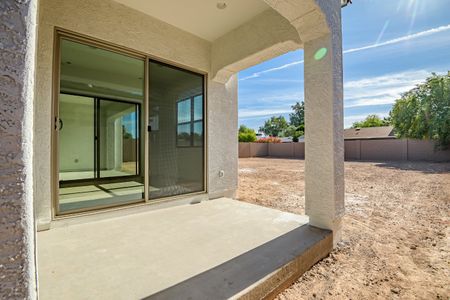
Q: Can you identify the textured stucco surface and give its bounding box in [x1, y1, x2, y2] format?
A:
[304, 0, 345, 245]
[34, 0, 344, 247]
[207, 76, 239, 199]
[0, 0, 37, 298]
[35, 0, 251, 226]
[34, 0, 212, 227]
[211, 9, 302, 83]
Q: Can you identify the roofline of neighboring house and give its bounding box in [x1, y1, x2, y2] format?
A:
[344, 136, 397, 140]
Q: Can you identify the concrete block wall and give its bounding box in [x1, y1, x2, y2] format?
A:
[360, 139, 407, 161]
[239, 140, 450, 162]
[251, 143, 269, 157]
[268, 143, 295, 158]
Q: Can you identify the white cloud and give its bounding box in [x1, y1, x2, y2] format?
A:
[239, 24, 450, 81]
[240, 60, 304, 81]
[343, 24, 450, 54]
[239, 108, 292, 119]
[343, 69, 431, 108]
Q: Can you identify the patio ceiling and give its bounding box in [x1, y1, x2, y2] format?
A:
[113, 0, 270, 41]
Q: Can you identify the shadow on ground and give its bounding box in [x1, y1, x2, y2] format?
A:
[373, 161, 450, 174]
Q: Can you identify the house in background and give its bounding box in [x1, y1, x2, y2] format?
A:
[1, 0, 345, 298]
[344, 126, 396, 140]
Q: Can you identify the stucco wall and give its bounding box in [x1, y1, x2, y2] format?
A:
[207, 77, 238, 199]
[211, 9, 301, 83]
[0, 0, 37, 298]
[35, 0, 239, 227]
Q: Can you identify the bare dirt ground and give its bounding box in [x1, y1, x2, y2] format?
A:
[237, 158, 450, 300]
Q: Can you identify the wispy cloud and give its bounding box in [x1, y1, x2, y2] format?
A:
[375, 20, 391, 45]
[240, 60, 304, 81]
[239, 108, 292, 119]
[239, 70, 434, 121]
[344, 24, 450, 54]
[344, 69, 431, 108]
[240, 24, 450, 81]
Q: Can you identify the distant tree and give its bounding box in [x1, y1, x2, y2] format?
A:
[289, 101, 305, 128]
[390, 73, 450, 148]
[259, 116, 288, 137]
[280, 124, 304, 142]
[122, 125, 133, 139]
[238, 125, 257, 142]
[280, 125, 297, 138]
[351, 114, 390, 128]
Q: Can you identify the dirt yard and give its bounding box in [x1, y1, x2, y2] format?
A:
[237, 158, 450, 300]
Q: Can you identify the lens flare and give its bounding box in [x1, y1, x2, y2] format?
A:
[314, 47, 328, 60]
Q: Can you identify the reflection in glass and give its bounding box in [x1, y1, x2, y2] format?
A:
[99, 100, 139, 178]
[59, 94, 95, 181]
[58, 38, 144, 214]
[149, 61, 204, 199]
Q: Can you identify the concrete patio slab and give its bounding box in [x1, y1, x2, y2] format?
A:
[37, 198, 331, 299]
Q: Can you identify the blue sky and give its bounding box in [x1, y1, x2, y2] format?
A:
[238, 0, 450, 130]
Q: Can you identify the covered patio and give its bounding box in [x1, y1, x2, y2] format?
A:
[38, 198, 331, 299]
[1, 0, 344, 298]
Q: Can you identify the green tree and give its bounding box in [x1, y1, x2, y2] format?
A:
[289, 101, 305, 127]
[351, 114, 390, 128]
[390, 73, 450, 148]
[238, 125, 257, 142]
[281, 125, 297, 137]
[122, 125, 133, 139]
[259, 116, 288, 137]
[280, 124, 304, 142]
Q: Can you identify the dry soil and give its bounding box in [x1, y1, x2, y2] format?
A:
[237, 158, 450, 300]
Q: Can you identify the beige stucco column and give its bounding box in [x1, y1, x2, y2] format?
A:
[304, 5, 345, 246]
[0, 0, 38, 298]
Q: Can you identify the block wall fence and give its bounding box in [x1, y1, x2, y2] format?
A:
[239, 139, 450, 162]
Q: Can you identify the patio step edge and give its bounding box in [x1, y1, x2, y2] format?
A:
[235, 229, 333, 300]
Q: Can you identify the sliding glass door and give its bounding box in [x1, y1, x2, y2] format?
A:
[57, 38, 145, 214]
[56, 33, 205, 215]
[148, 61, 205, 199]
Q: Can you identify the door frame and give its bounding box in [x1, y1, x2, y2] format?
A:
[51, 28, 208, 219]
[58, 94, 142, 186]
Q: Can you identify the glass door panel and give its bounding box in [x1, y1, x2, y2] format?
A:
[57, 38, 145, 214]
[98, 100, 140, 178]
[58, 94, 95, 181]
[58, 97, 144, 213]
[149, 61, 205, 199]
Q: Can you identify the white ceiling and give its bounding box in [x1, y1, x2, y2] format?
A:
[113, 0, 270, 41]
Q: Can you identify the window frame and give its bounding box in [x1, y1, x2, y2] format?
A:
[176, 94, 204, 148]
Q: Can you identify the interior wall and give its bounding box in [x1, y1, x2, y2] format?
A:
[59, 94, 94, 172]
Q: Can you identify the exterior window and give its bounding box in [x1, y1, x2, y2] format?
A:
[177, 95, 204, 147]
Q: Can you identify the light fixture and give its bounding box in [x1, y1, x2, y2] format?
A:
[216, 2, 227, 10]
